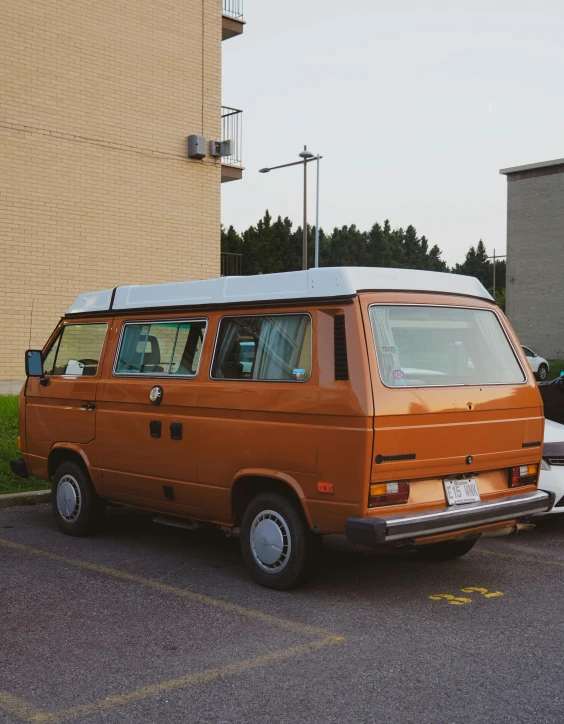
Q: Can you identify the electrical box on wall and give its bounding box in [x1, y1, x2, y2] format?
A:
[187, 135, 206, 159]
[209, 140, 232, 158]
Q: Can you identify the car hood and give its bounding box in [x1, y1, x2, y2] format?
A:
[544, 418, 564, 443]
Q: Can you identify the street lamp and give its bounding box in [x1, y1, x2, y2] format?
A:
[259, 146, 322, 270]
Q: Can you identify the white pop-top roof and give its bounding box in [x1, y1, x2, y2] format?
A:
[67, 267, 493, 314]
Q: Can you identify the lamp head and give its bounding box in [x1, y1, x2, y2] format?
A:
[259, 168, 270, 173]
[299, 150, 314, 160]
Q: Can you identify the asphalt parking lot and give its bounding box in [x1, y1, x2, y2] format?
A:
[2, 505, 564, 724]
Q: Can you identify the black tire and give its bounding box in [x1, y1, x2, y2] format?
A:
[415, 537, 477, 561]
[51, 461, 106, 536]
[537, 364, 548, 381]
[240, 492, 320, 590]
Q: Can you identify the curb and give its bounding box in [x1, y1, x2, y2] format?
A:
[0, 490, 51, 510]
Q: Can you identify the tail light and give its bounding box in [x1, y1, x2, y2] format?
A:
[369, 481, 409, 507]
[509, 464, 538, 488]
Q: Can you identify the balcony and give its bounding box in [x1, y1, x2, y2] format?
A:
[221, 252, 243, 276]
[221, 106, 243, 183]
[222, 0, 244, 40]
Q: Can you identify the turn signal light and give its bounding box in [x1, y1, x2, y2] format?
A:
[369, 481, 409, 507]
[509, 464, 538, 488]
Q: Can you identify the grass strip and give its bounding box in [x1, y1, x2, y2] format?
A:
[0, 394, 49, 495]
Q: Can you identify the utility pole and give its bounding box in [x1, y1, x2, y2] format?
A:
[486, 248, 507, 300]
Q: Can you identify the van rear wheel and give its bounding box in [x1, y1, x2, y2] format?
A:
[415, 537, 477, 561]
[52, 461, 106, 536]
[240, 492, 319, 590]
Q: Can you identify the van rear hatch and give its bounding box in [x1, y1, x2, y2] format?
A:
[349, 293, 550, 543]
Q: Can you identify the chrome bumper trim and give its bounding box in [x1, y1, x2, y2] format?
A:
[346, 489, 553, 545]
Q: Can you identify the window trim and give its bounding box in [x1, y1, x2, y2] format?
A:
[368, 303, 527, 389]
[42, 322, 109, 378]
[210, 311, 313, 383]
[112, 318, 208, 379]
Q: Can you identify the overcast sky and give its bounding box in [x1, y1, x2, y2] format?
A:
[221, 0, 564, 266]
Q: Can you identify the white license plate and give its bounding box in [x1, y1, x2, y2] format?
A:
[444, 478, 481, 506]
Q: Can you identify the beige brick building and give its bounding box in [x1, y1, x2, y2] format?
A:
[0, 0, 244, 381]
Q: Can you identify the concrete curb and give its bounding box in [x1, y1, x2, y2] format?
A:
[0, 490, 51, 510]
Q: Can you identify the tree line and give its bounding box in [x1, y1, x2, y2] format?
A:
[221, 211, 506, 308]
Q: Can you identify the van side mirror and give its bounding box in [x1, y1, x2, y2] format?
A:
[25, 350, 48, 385]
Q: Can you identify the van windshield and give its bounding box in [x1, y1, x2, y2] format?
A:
[369, 305, 525, 388]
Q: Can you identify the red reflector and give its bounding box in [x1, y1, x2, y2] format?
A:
[317, 482, 334, 495]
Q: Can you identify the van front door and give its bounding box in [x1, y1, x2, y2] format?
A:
[25, 322, 109, 477]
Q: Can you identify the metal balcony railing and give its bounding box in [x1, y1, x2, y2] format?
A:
[221, 252, 243, 276]
[222, 0, 243, 20]
[221, 106, 243, 167]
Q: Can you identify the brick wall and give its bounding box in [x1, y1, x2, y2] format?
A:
[505, 171, 564, 359]
[0, 0, 222, 379]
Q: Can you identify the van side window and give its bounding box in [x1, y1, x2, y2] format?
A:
[115, 320, 207, 376]
[211, 314, 311, 381]
[43, 324, 108, 377]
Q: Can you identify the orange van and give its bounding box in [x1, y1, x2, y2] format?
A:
[12, 267, 553, 588]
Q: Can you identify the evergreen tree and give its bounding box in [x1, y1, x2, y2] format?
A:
[222, 212, 449, 276]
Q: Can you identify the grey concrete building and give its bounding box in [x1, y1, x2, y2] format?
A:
[500, 158, 564, 359]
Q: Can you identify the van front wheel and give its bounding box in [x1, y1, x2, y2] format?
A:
[52, 461, 106, 536]
[240, 492, 319, 590]
[415, 537, 477, 561]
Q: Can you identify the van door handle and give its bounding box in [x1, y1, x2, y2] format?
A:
[82, 402, 96, 411]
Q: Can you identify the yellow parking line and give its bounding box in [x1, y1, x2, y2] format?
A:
[28, 637, 340, 724]
[0, 538, 335, 639]
[0, 537, 344, 723]
[0, 691, 45, 722]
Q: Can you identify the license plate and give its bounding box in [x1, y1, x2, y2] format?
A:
[444, 477, 480, 506]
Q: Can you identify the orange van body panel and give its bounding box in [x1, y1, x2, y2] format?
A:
[24, 318, 112, 478]
[21, 290, 545, 540]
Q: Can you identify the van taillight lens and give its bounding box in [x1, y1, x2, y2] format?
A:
[369, 481, 409, 507]
[509, 465, 538, 488]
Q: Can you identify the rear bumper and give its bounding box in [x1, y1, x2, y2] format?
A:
[346, 489, 554, 546]
[9, 458, 29, 479]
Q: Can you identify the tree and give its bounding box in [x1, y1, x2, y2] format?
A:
[222, 212, 449, 275]
[452, 239, 506, 307]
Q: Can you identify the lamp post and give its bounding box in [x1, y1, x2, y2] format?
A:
[259, 146, 322, 271]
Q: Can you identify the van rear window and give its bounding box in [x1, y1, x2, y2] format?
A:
[369, 305, 525, 387]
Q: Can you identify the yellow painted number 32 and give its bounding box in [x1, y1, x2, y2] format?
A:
[430, 587, 504, 605]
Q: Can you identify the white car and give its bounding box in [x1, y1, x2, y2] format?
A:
[537, 419, 564, 515]
[522, 345, 549, 380]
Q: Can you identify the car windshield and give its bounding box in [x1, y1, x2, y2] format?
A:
[369, 305, 525, 388]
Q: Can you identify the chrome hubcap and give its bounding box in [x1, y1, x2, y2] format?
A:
[56, 475, 81, 522]
[250, 510, 291, 572]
